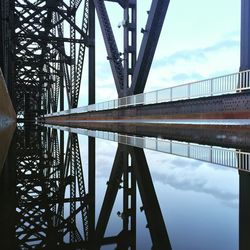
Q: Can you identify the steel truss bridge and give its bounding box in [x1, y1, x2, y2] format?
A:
[1, 0, 250, 123]
[1, 0, 250, 249]
[0, 0, 170, 121]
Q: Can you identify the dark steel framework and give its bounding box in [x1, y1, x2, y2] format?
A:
[0, 125, 172, 249]
[13, 125, 90, 248]
[1, 0, 92, 121]
[0, 0, 170, 121]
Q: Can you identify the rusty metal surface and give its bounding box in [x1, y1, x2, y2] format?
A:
[45, 91, 250, 123]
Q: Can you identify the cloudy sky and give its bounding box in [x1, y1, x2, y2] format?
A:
[77, 0, 240, 106]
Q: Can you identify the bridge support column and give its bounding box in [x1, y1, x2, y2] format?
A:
[89, 0, 95, 105]
[240, 0, 250, 71]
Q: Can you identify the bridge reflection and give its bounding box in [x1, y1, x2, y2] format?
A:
[0, 124, 172, 249]
[0, 124, 250, 249]
[46, 124, 250, 171]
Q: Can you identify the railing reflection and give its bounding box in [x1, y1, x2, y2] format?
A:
[46, 124, 250, 172]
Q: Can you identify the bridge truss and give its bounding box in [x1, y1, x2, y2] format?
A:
[0, 0, 170, 121]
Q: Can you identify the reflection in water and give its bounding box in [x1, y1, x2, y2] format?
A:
[0, 124, 249, 249]
[46, 124, 250, 171]
[0, 124, 171, 249]
[0, 123, 15, 174]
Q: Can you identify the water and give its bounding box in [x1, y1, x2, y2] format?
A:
[0, 122, 249, 249]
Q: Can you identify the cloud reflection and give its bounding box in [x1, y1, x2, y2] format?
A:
[144, 150, 239, 208]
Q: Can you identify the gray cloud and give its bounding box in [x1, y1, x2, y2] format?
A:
[151, 168, 238, 206]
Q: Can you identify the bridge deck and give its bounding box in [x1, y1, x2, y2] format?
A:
[45, 91, 250, 124]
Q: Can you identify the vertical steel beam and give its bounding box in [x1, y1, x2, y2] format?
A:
[70, 0, 76, 109]
[123, 0, 137, 96]
[121, 148, 136, 249]
[60, 63, 64, 111]
[89, 0, 96, 105]
[88, 137, 96, 244]
[240, 0, 250, 71]
[0, 130, 16, 250]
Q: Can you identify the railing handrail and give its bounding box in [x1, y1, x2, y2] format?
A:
[44, 69, 250, 117]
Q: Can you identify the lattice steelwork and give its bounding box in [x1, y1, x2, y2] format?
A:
[1, 0, 170, 120]
[94, 0, 170, 97]
[11, 0, 90, 121]
[14, 125, 89, 248]
[0, 124, 172, 249]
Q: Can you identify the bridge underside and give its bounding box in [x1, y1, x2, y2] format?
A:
[45, 91, 250, 125]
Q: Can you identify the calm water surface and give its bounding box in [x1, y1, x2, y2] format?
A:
[0, 123, 247, 250]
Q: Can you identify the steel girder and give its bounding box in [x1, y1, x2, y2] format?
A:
[129, 0, 170, 95]
[240, 0, 250, 71]
[2, 0, 170, 118]
[94, 0, 170, 97]
[93, 0, 125, 95]
[11, 0, 90, 121]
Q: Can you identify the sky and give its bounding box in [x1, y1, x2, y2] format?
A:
[77, 0, 240, 106]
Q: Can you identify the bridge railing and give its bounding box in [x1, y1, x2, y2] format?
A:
[45, 69, 250, 117]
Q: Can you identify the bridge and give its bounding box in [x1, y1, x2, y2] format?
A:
[1, 0, 250, 123]
[1, 0, 250, 249]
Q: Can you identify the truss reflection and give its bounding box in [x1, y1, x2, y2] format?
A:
[2, 124, 250, 249]
[0, 125, 174, 249]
